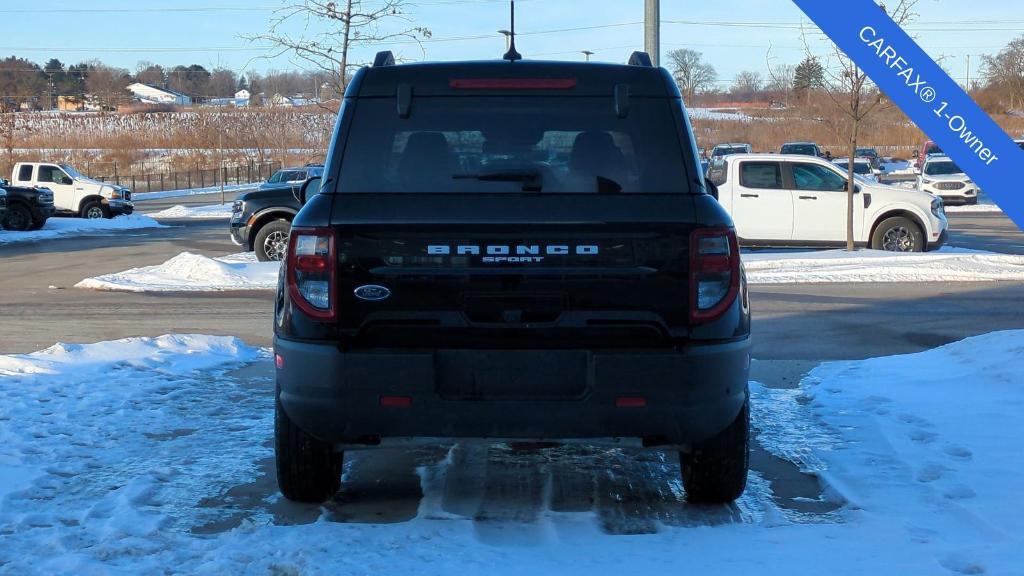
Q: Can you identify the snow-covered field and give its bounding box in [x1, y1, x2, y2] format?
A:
[688, 107, 753, 122]
[75, 252, 277, 292]
[743, 248, 1024, 284]
[146, 203, 235, 220]
[1, 331, 1021, 574]
[0, 215, 165, 246]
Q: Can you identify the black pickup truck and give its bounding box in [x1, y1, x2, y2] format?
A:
[273, 52, 752, 504]
[0, 180, 55, 231]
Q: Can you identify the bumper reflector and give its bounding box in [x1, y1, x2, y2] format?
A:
[380, 396, 412, 408]
[616, 396, 647, 408]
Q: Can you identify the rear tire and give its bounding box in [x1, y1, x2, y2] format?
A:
[254, 219, 291, 262]
[275, 395, 342, 503]
[27, 218, 46, 231]
[679, 399, 749, 504]
[81, 201, 109, 220]
[2, 205, 34, 231]
[871, 216, 924, 252]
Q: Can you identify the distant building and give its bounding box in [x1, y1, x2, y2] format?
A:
[206, 89, 251, 108]
[57, 96, 84, 112]
[126, 83, 192, 106]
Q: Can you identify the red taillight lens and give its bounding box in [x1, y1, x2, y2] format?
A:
[689, 228, 741, 324]
[287, 227, 336, 321]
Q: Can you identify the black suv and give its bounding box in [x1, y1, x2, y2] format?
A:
[273, 52, 751, 504]
[229, 165, 324, 261]
[0, 179, 55, 231]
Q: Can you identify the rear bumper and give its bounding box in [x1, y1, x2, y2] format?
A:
[275, 336, 751, 449]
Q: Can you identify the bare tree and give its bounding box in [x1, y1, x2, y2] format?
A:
[209, 68, 239, 98]
[983, 36, 1024, 111]
[764, 63, 795, 106]
[731, 71, 763, 101]
[245, 0, 431, 97]
[802, 0, 919, 251]
[666, 48, 718, 103]
[84, 62, 130, 110]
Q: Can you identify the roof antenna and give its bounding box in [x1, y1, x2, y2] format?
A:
[503, 1, 522, 62]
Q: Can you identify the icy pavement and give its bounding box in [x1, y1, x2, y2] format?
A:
[146, 203, 234, 220]
[0, 215, 166, 246]
[1, 331, 1021, 573]
[75, 252, 278, 292]
[743, 247, 1024, 284]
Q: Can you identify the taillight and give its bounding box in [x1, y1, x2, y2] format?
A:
[689, 228, 741, 324]
[287, 227, 336, 321]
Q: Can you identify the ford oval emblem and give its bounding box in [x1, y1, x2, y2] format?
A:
[353, 285, 391, 301]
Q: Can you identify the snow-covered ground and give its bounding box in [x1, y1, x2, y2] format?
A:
[134, 183, 257, 201]
[0, 215, 166, 246]
[75, 247, 1024, 292]
[1, 331, 1021, 574]
[743, 247, 1024, 284]
[146, 203, 234, 220]
[945, 203, 1004, 213]
[879, 158, 916, 175]
[75, 252, 276, 292]
[688, 107, 753, 122]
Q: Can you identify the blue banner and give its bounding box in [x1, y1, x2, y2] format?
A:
[792, 0, 1024, 231]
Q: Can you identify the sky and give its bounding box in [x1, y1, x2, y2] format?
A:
[0, 0, 1021, 87]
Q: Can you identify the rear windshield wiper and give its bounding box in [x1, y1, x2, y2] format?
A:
[452, 170, 543, 192]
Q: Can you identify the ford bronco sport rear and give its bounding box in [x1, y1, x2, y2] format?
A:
[274, 52, 751, 504]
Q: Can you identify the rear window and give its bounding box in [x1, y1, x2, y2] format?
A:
[781, 144, 817, 156]
[17, 165, 32, 182]
[740, 162, 782, 189]
[713, 145, 748, 156]
[925, 143, 943, 155]
[337, 97, 693, 193]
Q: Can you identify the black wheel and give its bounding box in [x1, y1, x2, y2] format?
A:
[27, 218, 47, 231]
[679, 399, 749, 504]
[254, 219, 291, 262]
[2, 204, 34, 231]
[81, 201, 109, 220]
[275, 394, 342, 503]
[871, 216, 924, 252]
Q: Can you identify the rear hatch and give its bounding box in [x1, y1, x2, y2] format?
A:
[330, 194, 700, 349]
[320, 63, 712, 349]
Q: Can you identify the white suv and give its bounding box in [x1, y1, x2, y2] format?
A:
[711, 154, 948, 251]
[918, 156, 978, 206]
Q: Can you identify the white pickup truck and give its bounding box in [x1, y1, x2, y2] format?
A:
[707, 153, 948, 252]
[11, 162, 133, 219]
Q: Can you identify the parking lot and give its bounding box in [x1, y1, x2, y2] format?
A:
[2, 190, 1024, 573]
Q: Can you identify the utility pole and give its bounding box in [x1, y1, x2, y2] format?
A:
[645, 0, 660, 67]
[965, 54, 972, 92]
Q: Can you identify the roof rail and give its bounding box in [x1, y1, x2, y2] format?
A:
[628, 52, 654, 67]
[373, 51, 396, 67]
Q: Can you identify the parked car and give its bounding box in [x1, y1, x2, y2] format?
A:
[258, 165, 324, 194]
[854, 147, 882, 169]
[710, 143, 752, 157]
[0, 188, 6, 228]
[833, 157, 880, 183]
[230, 165, 324, 261]
[11, 162, 132, 219]
[915, 140, 943, 169]
[712, 153, 947, 251]
[918, 156, 978, 205]
[273, 52, 751, 505]
[0, 179, 55, 231]
[780, 142, 823, 157]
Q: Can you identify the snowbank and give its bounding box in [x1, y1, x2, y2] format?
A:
[146, 203, 234, 220]
[743, 248, 1024, 284]
[0, 214, 165, 246]
[758, 330, 1024, 575]
[945, 203, 1003, 213]
[133, 183, 257, 201]
[879, 159, 916, 175]
[75, 252, 278, 292]
[2, 332, 1022, 573]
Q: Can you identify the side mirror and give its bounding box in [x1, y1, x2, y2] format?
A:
[706, 180, 719, 200]
[298, 176, 322, 205]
